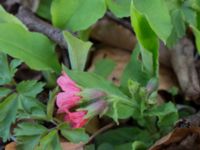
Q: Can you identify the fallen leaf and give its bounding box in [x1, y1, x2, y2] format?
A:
[150, 127, 200, 150]
[5, 142, 16, 150]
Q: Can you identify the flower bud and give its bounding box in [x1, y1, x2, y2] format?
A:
[79, 99, 108, 118]
[146, 78, 158, 94]
[80, 89, 106, 101]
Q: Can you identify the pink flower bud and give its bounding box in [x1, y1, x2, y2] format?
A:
[80, 99, 108, 118]
[64, 111, 88, 128]
[80, 89, 106, 100]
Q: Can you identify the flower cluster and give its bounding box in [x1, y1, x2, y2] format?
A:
[56, 72, 107, 128]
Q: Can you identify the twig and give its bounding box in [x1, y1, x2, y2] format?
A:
[16, 6, 67, 49]
[105, 12, 134, 34]
[75, 122, 115, 149]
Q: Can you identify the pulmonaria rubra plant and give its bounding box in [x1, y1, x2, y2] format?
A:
[56, 72, 107, 128]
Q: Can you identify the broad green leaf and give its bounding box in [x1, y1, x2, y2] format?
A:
[0, 94, 18, 141]
[120, 46, 151, 94]
[0, 5, 26, 29]
[14, 122, 48, 150]
[94, 59, 116, 78]
[63, 66, 127, 98]
[0, 23, 61, 73]
[192, 26, 200, 53]
[132, 0, 173, 43]
[106, 0, 131, 17]
[16, 80, 45, 98]
[0, 87, 11, 99]
[38, 130, 62, 150]
[131, 4, 159, 76]
[171, 9, 186, 38]
[36, 0, 52, 20]
[96, 127, 151, 146]
[63, 31, 92, 71]
[60, 124, 89, 143]
[51, 0, 106, 31]
[182, 7, 197, 26]
[98, 143, 114, 150]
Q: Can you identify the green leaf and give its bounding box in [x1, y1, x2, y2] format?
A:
[0, 5, 27, 29]
[0, 87, 11, 99]
[106, 0, 131, 17]
[96, 127, 152, 146]
[171, 9, 186, 38]
[36, 0, 52, 20]
[131, 4, 159, 76]
[132, 141, 147, 150]
[120, 45, 151, 94]
[146, 102, 178, 127]
[106, 100, 133, 122]
[63, 66, 127, 98]
[98, 143, 114, 150]
[0, 52, 21, 85]
[47, 87, 59, 120]
[38, 130, 62, 150]
[14, 122, 48, 150]
[94, 59, 116, 78]
[16, 80, 47, 120]
[132, 0, 173, 43]
[63, 31, 92, 71]
[182, 5, 197, 26]
[0, 94, 18, 141]
[51, 0, 106, 31]
[17, 80, 45, 98]
[191, 26, 200, 54]
[60, 124, 89, 143]
[0, 23, 61, 73]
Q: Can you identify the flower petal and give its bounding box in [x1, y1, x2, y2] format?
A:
[64, 111, 88, 128]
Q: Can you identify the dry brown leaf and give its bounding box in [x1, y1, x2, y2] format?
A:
[91, 19, 136, 51]
[60, 142, 84, 150]
[5, 142, 16, 150]
[150, 127, 200, 150]
[159, 64, 179, 91]
[88, 47, 131, 85]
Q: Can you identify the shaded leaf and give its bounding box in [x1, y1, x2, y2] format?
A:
[0, 94, 18, 142]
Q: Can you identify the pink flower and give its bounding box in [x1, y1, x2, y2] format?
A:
[64, 111, 88, 128]
[57, 71, 80, 92]
[56, 72, 81, 112]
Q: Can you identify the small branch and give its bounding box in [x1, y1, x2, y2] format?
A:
[87, 122, 115, 143]
[16, 6, 67, 49]
[75, 122, 115, 149]
[105, 12, 134, 34]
